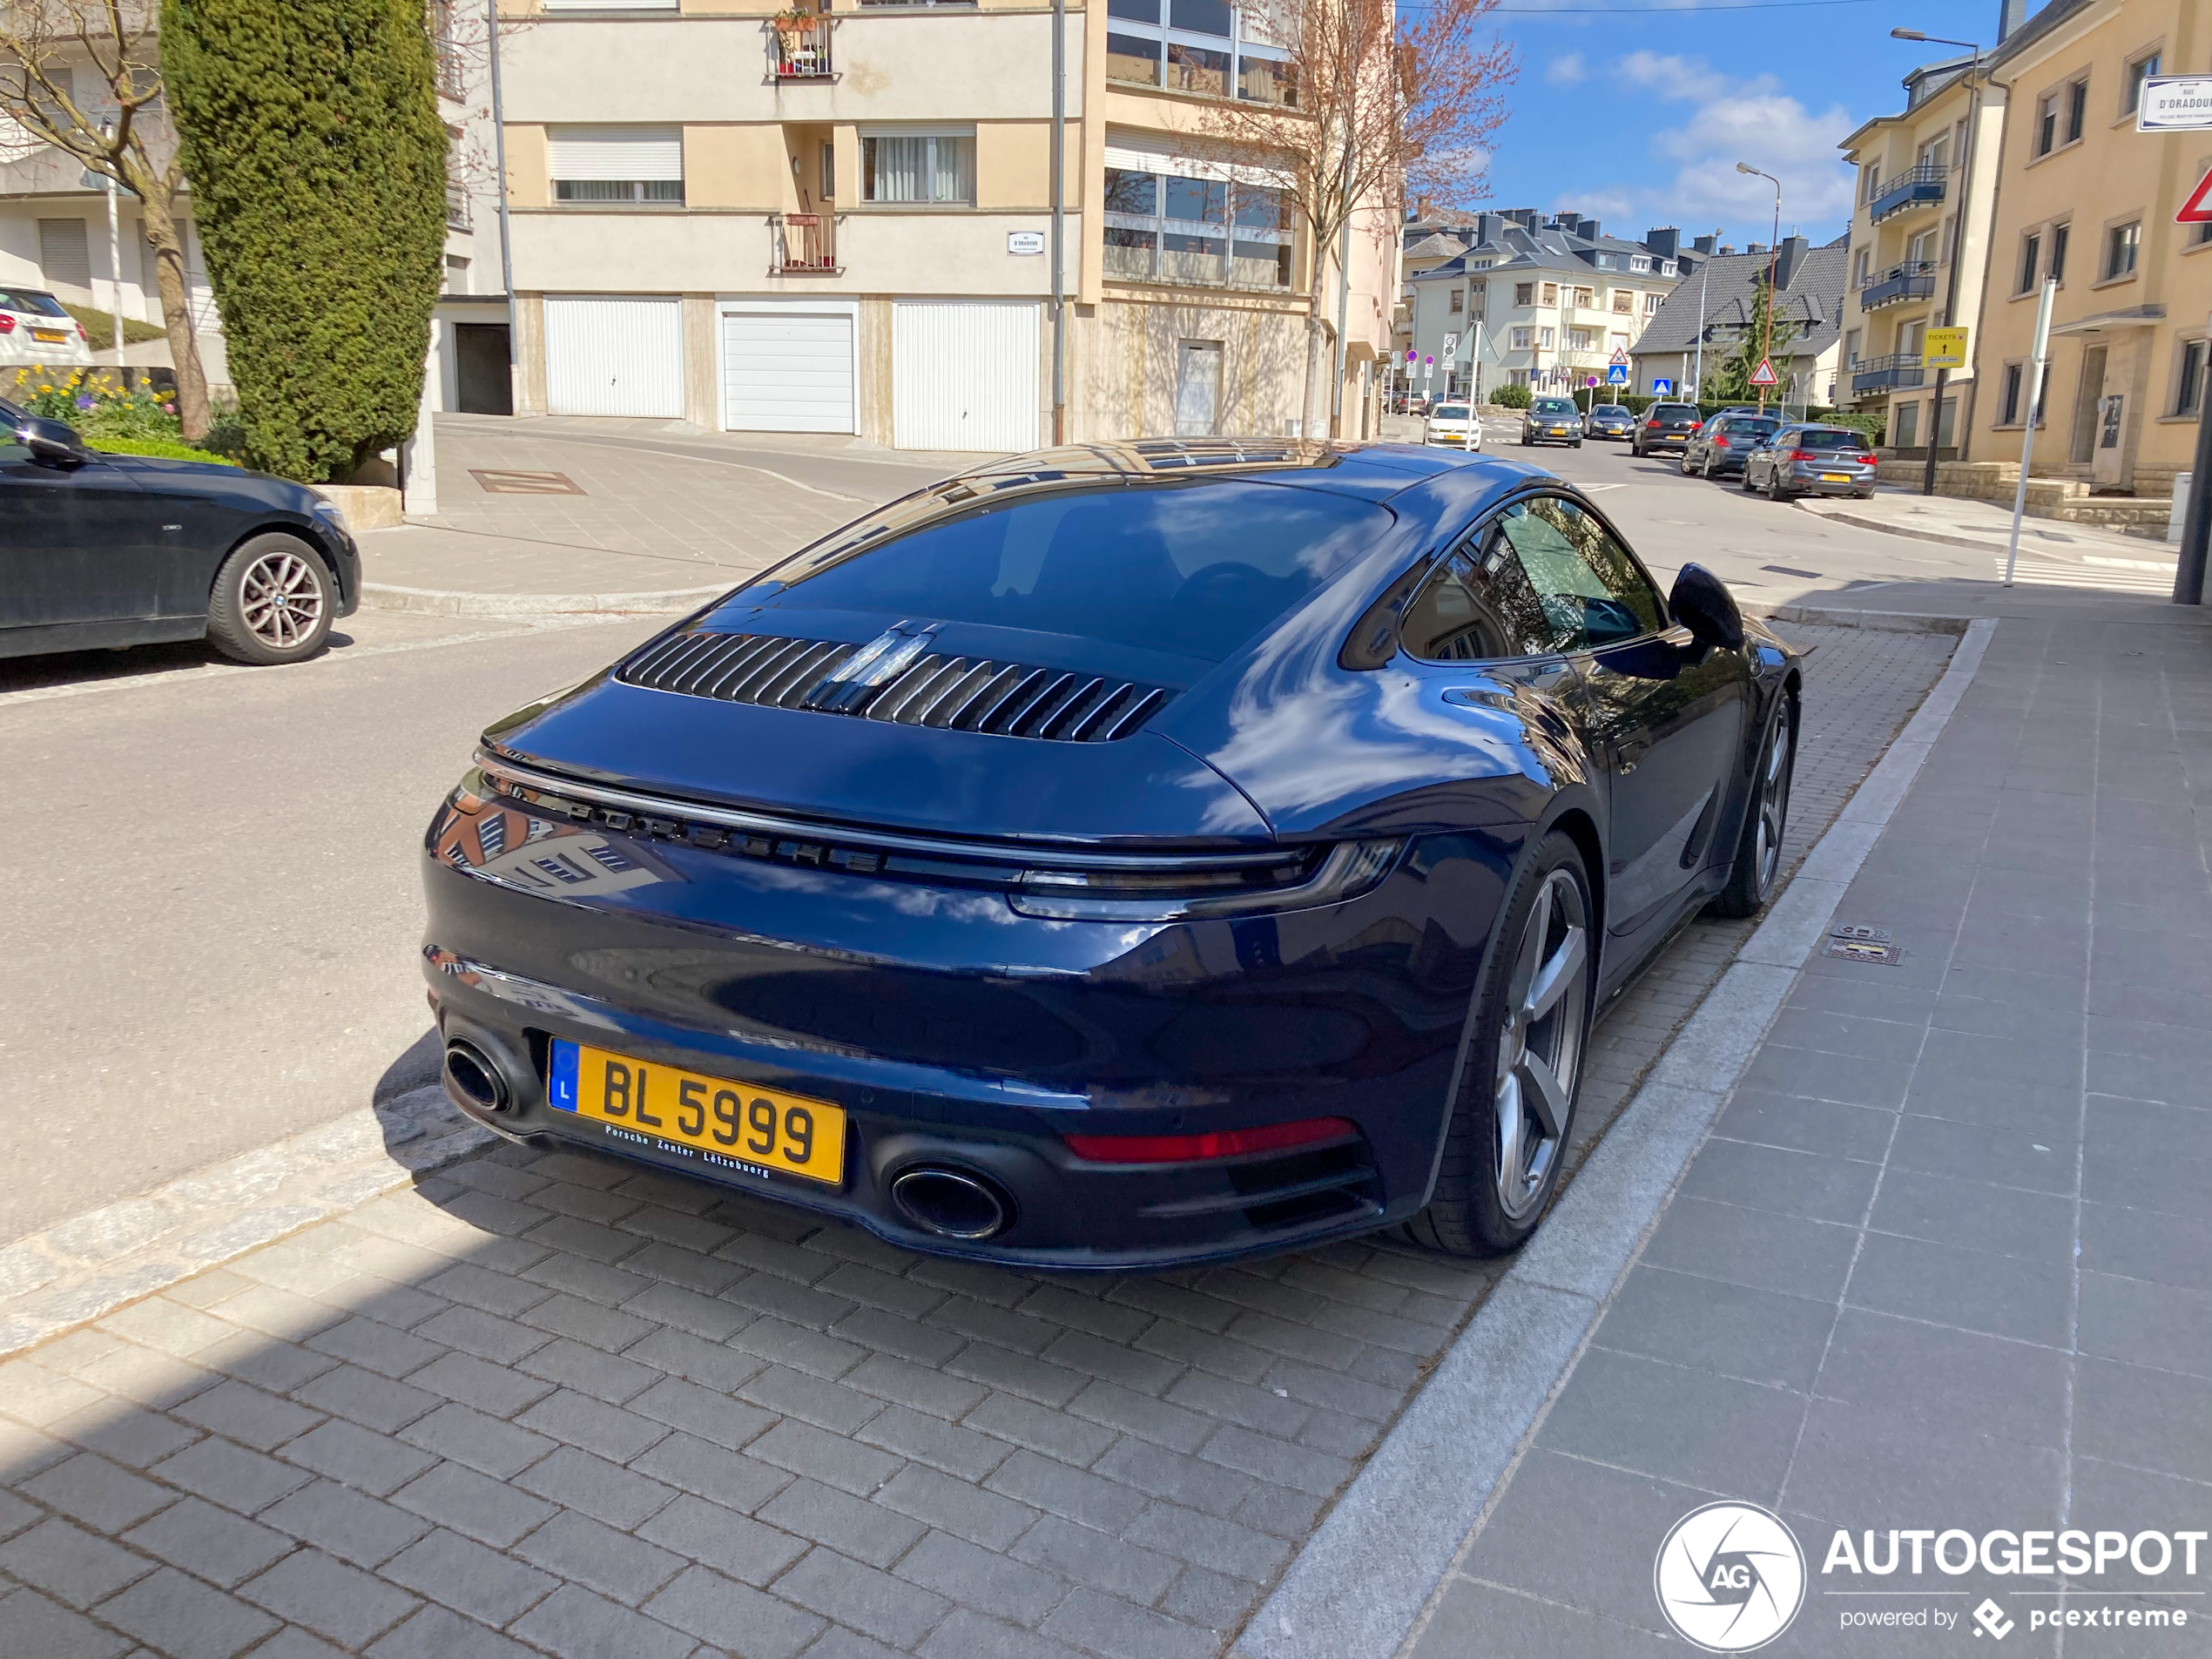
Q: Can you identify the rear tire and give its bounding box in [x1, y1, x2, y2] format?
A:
[206, 533, 335, 665]
[1401, 831, 1595, 1256]
[1679, 455, 1695, 475]
[1767, 470, 1787, 502]
[1711, 696, 1797, 919]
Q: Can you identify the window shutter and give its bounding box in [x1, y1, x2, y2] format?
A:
[37, 218, 91, 292]
[547, 126, 683, 181]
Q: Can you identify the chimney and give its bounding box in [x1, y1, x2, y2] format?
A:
[1645, 227, 1681, 260]
[1692, 233, 1717, 255]
[1578, 218, 1602, 241]
[1474, 212, 1495, 245]
[1997, 0, 2027, 38]
[1772, 233, 1811, 290]
[1746, 241, 1769, 255]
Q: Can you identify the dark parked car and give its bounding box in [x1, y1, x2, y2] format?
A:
[423, 440, 1801, 1268]
[1586, 404, 1636, 440]
[0, 396, 360, 664]
[1681, 414, 1779, 481]
[1520, 396, 1583, 448]
[1630, 401, 1703, 456]
[1742, 426, 1880, 500]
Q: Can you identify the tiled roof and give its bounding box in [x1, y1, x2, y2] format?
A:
[1629, 236, 1849, 361]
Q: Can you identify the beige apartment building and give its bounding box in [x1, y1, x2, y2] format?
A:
[493, 0, 1396, 448]
[1967, 0, 2207, 502]
[1837, 49, 2006, 455]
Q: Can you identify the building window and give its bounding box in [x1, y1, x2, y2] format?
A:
[2047, 221, 2068, 284]
[548, 126, 684, 204]
[1541, 282, 1558, 305]
[862, 131, 974, 204]
[1571, 286, 1593, 307]
[431, 0, 466, 98]
[1863, 164, 1880, 203]
[2123, 51, 2160, 116]
[1643, 292, 1661, 315]
[1611, 289, 1632, 313]
[1659, 259, 1678, 277]
[443, 254, 470, 294]
[2066, 78, 2087, 145]
[1101, 161, 1291, 287]
[1630, 255, 1651, 273]
[1844, 327, 1861, 367]
[1566, 327, 1595, 352]
[1916, 132, 1950, 171]
[1514, 282, 1534, 306]
[1892, 401, 1919, 448]
[1510, 327, 1532, 349]
[2177, 339, 2209, 417]
[2000, 361, 2022, 424]
[1103, 0, 1296, 105]
[1853, 248, 1869, 287]
[2017, 231, 2040, 294]
[2104, 219, 2140, 280]
[1539, 327, 1554, 348]
[1448, 289, 1463, 314]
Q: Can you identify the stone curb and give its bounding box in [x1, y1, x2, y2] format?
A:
[1795, 499, 2164, 562]
[1746, 601, 1967, 635]
[361, 581, 730, 618]
[1233, 614, 1999, 1659]
[0, 1089, 497, 1359]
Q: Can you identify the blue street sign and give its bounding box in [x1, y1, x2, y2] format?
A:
[1607, 365, 1629, 384]
[1652, 378, 1673, 395]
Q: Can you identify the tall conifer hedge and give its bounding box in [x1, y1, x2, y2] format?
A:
[165, 0, 447, 482]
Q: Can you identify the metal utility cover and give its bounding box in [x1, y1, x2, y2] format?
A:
[471, 469, 586, 496]
[1824, 922, 1900, 965]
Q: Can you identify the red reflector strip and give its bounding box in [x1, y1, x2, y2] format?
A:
[1063, 1116, 1357, 1164]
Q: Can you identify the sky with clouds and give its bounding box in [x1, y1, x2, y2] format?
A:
[1468, 0, 2009, 250]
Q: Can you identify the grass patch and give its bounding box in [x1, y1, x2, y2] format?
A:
[62, 303, 169, 349]
[91, 435, 240, 466]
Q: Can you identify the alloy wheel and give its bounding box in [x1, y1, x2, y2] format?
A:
[239, 550, 324, 650]
[1752, 718, 1793, 895]
[1494, 868, 1589, 1221]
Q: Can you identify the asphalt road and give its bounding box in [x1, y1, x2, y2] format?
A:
[0, 425, 1986, 1247]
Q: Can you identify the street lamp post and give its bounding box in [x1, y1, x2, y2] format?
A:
[1735, 163, 1781, 413]
[1690, 230, 1717, 402]
[1892, 28, 1986, 498]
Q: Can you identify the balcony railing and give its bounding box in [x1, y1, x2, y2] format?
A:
[1851, 353, 1925, 394]
[1859, 260, 1937, 309]
[772, 212, 840, 275]
[445, 180, 471, 232]
[1870, 163, 1946, 223]
[772, 15, 833, 78]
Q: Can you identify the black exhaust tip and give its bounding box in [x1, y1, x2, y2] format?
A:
[443, 1040, 509, 1114]
[889, 1166, 1011, 1241]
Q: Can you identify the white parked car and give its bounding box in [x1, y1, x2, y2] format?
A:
[1423, 401, 1480, 450]
[0, 288, 93, 368]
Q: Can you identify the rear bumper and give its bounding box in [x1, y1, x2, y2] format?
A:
[420, 806, 1503, 1269]
[1636, 434, 1690, 450]
[1786, 469, 1876, 496]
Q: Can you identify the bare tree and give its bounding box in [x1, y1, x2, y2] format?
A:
[1190, 0, 1514, 434]
[1, 0, 212, 438]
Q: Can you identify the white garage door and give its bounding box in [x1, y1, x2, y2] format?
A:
[544, 296, 682, 417]
[721, 310, 854, 434]
[893, 301, 1041, 452]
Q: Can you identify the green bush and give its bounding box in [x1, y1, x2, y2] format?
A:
[91, 435, 241, 466]
[1493, 382, 1531, 409]
[165, 0, 447, 483]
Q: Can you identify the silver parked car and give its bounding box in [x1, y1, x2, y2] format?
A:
[1741, 425, 1880, 501]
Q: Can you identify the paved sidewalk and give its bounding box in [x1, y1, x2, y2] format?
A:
[0, 622, 1954, 1659]
[1396, 600, 2212, 1658]
[1800, 492, 2177, 597]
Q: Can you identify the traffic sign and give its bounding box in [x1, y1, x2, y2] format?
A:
[1584, 375, 1598, 388]
[1607, 365, 1629, 384]
[1750, 358, 1778, 388]
[1924, 326, 1969, 370]
[1608, 347, 1629, 367]
[2139, 76, 2212, 131]
[2181, 165, 2212, 225]
[1441, 332, 1460, 360]
[1653, 378, 1673, 395]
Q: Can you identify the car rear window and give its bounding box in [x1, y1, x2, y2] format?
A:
[1432, 404, 1471, 420]
[1533, 399, 1576, 415]
[0, 289, 68, 317]
[1795, 428, 1865, 450]
[1650, 403, 1696, 418]
[1593, 406, 1629, 415]
[1723, 418, 1779, 435]
[750, 481, 1394, 664]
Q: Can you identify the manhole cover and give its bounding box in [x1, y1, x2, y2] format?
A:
[471, 469, 585, 496]
[1824, 922, 1900, 965]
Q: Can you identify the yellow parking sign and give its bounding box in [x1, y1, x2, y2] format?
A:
[1924, 327, 1969, 370]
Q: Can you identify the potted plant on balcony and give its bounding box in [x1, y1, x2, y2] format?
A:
[772, 5, 813, 70]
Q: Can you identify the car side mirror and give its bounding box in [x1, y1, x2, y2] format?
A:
[1669, 563, 1744, 652]
[17, 415, 86, 466]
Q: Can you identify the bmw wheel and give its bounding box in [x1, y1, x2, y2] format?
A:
[1679, 454, 1695, 476]
[206, 533, 335, 665]
[1403, 831, 1594, 1255]
[1711, 698, 1797, 919]
[1766, 469, 1788, 502]
[1703, 450, 1719, 480]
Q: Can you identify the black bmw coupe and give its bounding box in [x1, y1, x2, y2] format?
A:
[423, 440, 1799, 1268]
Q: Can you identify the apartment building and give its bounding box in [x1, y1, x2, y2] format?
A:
[0, 12, 497, 399]
[1837, 46, 2006, 454]
[493, 0, 1395, 448]
[1399, 211, 1689, 401]
[1966, 0, 2205, 501]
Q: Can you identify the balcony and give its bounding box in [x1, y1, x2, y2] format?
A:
[1859, 260, 1936, 309]
[1869, 163, 1946, 224]
[772, 212, 840, 275]
[772, 15, 833, 78]
[1851, 353, 1925, 395]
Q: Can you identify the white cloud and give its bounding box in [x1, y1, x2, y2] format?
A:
[1545, 51, 1588, 86]
[1614, 51, 1747, 104]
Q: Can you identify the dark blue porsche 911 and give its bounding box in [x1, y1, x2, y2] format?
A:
[422, 440, 1799, 1268]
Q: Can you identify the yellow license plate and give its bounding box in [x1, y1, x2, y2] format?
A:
[30, 328, 65, 343]
[1821, 473, 1850, 482]
[549, 1039, 846, 1184]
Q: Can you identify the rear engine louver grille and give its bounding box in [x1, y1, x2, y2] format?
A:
[617, 631, 1174, 743]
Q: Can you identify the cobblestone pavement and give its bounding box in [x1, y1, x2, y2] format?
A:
[0, 623, 1955, 1659]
